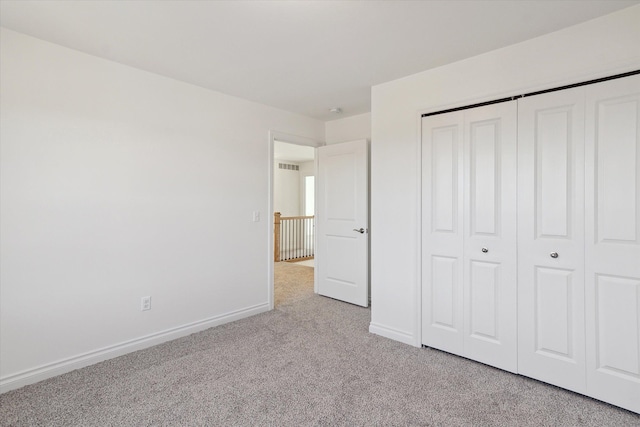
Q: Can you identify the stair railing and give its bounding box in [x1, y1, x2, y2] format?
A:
[274, 212, 315, 262]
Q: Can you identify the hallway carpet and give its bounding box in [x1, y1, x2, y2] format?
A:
[1, 264, 638, 426]
[274, 261, 314, 307]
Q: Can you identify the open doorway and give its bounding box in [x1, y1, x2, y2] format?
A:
[268, 133, 321, 310]
[268, 134, 370, 311]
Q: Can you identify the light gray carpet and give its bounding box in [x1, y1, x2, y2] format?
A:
[1, 262, 639, 426]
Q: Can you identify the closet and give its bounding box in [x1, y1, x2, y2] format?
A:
[421, 73, 640, 413]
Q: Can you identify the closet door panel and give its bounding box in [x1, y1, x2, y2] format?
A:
[517, 88, 586, 393]
[430, 256, 458, 329]
[421, 112, 465, 355]
[463, 102, 518, 373]
[532, 267, 574, 354]
[469, 260, 500, 340]
[469, 120, 499, 235]
[585, 74, 640, 414]
[594, 275, 640, 374]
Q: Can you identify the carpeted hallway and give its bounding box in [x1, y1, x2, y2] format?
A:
[1, 262, 638, 426]
[273, 261, 315, 308]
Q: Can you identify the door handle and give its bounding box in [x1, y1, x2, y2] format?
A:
[353, 228, 365, 234]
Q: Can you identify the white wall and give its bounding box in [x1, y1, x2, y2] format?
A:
[273, 160, 316, 218]
[369, 6, 640, 346]
[325, 112, 371, 144]
[274, 160, 301, 217]
[298, 160, 315, 215]
[0, 28, 324, 391]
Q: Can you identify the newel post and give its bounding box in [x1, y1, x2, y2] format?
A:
[274, 212, 281, 262]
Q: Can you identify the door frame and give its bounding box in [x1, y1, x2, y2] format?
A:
[268, 130, 323, 310]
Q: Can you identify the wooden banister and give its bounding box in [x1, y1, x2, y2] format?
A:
[274, 212, 281, 262]
[278, 215, 314, 220]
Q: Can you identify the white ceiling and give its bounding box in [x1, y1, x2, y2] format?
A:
[1, 1, 638, 121]
[274, 140, 315, 163]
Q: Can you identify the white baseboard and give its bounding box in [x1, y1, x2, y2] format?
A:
[0, 302, 270, 394]
[369, 322, 418, 347]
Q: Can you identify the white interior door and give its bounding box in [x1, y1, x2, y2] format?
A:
[316, 140, 369, 307]
[462, 102, 518, 373]
[421, 111, 465, 355]
[517, 87, 586, 393]
[585, 74, 640, 413]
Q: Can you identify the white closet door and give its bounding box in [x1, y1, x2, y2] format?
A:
[463, 102, 518, 373]
[421, 111, 465, 355]
[585, 74, 640, 414]
[517, 87, 586, 393]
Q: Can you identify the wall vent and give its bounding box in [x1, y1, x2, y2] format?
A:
[278, 163, 299, 171]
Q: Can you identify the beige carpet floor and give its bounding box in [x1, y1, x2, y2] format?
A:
[274, 261, 314, 308]
[1, 264, 639, 426]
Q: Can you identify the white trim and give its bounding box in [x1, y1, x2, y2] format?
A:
[369, 322, 418, 347]
[414, 111, 423, 347]
[268, 134, 275, 310]
[313, 152, 319, 294]
[0, 303, 269, 393]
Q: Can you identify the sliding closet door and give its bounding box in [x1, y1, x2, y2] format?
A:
[421, 111, 464, 355]
[463, 102, 518, 373]
[585, 74, 640, 414]
[517, 87, 586, 393]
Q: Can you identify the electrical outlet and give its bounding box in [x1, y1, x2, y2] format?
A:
[141, 296, 151, 311]
[253, 211, 260, 222]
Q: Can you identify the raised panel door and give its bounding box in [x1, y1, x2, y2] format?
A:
[421, 112, 464, 355]
[317, 140, 369, 307]
[463, 102, 518, 373]
[585, 74, 640, 413]
[517, 88, 586, 393]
